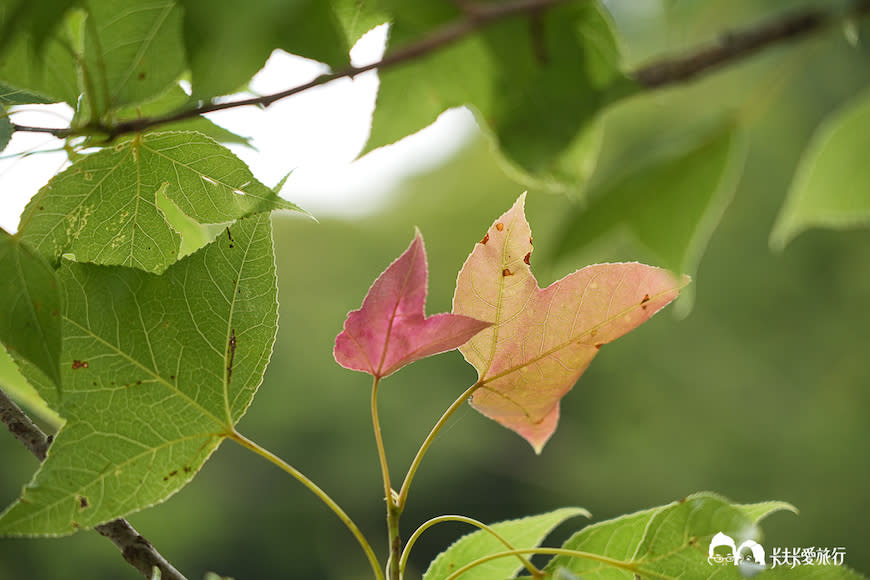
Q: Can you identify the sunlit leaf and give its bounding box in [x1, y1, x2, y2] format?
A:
[18, 131, 302, 274]
[0, 213, 277, 535]
[424, 508, 589, 580]
[0, 229, 63, 390]
[771, 89, 870, 250]
[553, 125, 745, 313]
[179, 0, 350, 100]
[453, 194, 686, 453]
[334, 231, 489, 379]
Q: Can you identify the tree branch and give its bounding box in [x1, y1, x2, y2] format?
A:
[632, 2, 870, 88]
[8, 0, 870, 142]
[0, 388, 189, 580]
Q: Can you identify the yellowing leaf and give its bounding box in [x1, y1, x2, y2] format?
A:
[453, 194, 687, 453]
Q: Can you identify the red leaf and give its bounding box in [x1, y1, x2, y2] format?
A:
[453, 194, 688, 453]
[335, 231, 491, 379]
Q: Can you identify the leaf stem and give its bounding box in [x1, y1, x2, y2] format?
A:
[442, 547, 645, 580]
[371, 376, 402, 580]
[397, 381, 481, 510]
[398, 515, 540, 579]
[228, 430, 384, 580]
[371, 376, 393, 503]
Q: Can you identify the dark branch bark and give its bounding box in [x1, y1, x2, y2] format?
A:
[9, 0, 869, 142]
[0, 388, 188, 580]
[632, 3, 869, 87]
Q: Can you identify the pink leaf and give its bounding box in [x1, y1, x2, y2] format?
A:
[453, 194, 689, 453]
[335, 231, 491, 379]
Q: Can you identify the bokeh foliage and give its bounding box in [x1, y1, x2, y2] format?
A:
[1, 0, 870, 578]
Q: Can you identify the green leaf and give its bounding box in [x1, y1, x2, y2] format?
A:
[0, 345, 62, 429]
[0, 14, 80, 105]
[771, 89, 870, 250]
[179, 0, 350, 100]
[82, 0, 186, 114]
[0, 0, 78, 53]
[545, 492, 798, 579]
[112, 85, 252, 146]
[0, 213, 277, 535]
[0, 104, 10, 152]
[0, 80, 51, 105]
[424, 508, 589, 580]
[366, 1, 633, 186]
[18, 131, 302, 274]
[0, 230, 63, 390]
[332, 0, 388, 46]
[552, 125, 746, 313]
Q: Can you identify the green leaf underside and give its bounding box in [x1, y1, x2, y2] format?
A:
[771, 89, 870, 250]
[0, 213, 278, 535]
[545, 492, 801, 579]
[366, 1, 633, 185]
[18, 131, 300, 274]
[424, 508, 589, 580]
[0, 80, 51, 105]
[0, 0, 78, 54]
[82, 0, 186, 114]
[0, 231, 63, 389]
[553, 125, 745, 312]
[179, 0, 349, 100]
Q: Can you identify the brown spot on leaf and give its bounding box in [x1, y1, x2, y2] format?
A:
[523, 252, 531, 265]
[71, 360, 88, 370]
[170, 375, 176, 380]
[71, 521, 80, 529]
[529, 237, 533, 244]
[594, 343, 603, 350]
[135, 380, 141, 385]
[182, 465, 191, 473]
[502, 268, 513, 277]
[138, 71, 146, 80]
[495, 222, 504, 231]
[78, 496, 89, 509]
[480, 233, 489, 245]
[641, 294, 650, 304]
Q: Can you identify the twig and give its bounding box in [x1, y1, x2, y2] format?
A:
[0, 387, 189, 580]
[631, 3, 867, 87]
[10, 0, 568, 141]
[8, 0, 870, 142]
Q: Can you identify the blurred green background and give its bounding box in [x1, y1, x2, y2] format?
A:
[2, 1, 870, 578]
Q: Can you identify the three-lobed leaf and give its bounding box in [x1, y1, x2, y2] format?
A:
[0, 230, 63, 390]
[18, 131, 302, 274]
[334, 231, 489, 379]
[0, 213, 278, 535]
[453, 194, 687, 453]
[424, 508, 589, 580]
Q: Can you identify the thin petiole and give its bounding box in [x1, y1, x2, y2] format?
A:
[442, 547, 644, 580]
[371, 376, 393, 503]
[398, 514, 540, 579]
[397, 381, 481, 510]
[228, 430, 385, 580]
